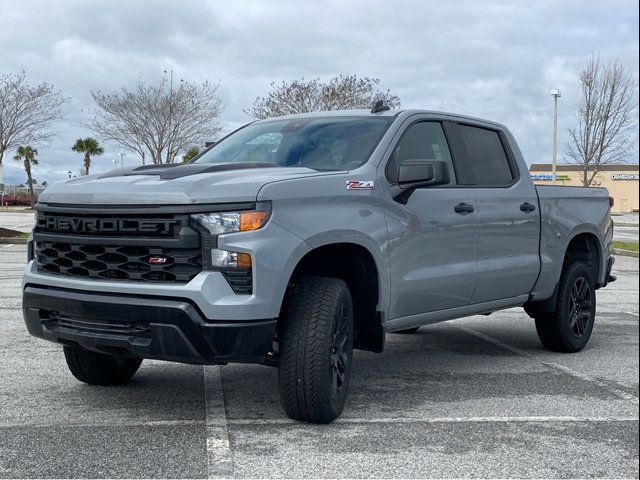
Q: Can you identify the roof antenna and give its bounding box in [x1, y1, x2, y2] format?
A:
[370, 100, 390, 114]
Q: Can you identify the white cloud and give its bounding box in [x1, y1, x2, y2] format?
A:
[0, 0, 638, 185]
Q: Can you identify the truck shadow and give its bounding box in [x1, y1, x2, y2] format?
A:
[216, 323, 618, 421]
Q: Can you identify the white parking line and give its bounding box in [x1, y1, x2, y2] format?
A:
[625, 311, 639, 317]
[203, 365, 234, 479]
[0, 244, 14, 248]
[227, 416, 639, 426]
[455, 324, 639, 405]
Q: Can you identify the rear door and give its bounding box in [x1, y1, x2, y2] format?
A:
[452, 123, 541, 303]
[384, 119, 478, 319]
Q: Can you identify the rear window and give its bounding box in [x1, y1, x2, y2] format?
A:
[458, 125, 514, 186]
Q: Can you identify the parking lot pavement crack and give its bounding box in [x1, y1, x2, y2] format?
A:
[204, 365, 234, 479]
[454, 324, 639, 405]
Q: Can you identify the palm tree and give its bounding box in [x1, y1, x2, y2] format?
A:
[13, 146, 38, 206]
[72, 137, 104, 175]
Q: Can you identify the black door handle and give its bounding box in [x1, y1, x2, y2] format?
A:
[520, 202, 536, 213]
[454, 203, 475, 214]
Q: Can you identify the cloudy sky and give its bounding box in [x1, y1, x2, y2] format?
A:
[1, 0, 638, 185]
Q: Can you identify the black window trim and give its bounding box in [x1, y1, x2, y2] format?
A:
[450, 122, 520, 188]
[383, 119, 469, 188]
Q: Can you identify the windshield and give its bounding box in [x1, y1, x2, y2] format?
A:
[194, 116, 392, 171]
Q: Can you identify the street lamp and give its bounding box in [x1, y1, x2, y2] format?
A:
[550, 89, 561, 185]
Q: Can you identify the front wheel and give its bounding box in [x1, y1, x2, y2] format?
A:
[278, 276, 354, 424]
[63, 346, 142, 385]
[535, 261, 596, 353]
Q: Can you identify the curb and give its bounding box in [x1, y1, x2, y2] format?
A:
[613, 248, 639, 258]
[0, 237, 27, 245]
[613, 222, 640, 228]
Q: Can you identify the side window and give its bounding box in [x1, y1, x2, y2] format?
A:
[387, 122, 456, 185]
[458, 125, 514, 186]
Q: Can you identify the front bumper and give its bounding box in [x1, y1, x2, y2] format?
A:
[23, 286, 276, 365]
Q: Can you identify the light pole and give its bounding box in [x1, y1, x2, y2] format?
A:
[550, 89, 561, 185]
[120, 152, 126, 168]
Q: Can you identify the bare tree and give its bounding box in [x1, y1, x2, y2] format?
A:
[0, 71, 68, 188]
[89, 74, 223, 165]
[247, 74, 401, 119]
[566, 56, 638, 186]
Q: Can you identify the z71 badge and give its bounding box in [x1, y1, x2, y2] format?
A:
[346, 180, 374, 190]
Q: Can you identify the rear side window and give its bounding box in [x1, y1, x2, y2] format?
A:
[458, 125, 514, 186]
[387, 122, 456, 185]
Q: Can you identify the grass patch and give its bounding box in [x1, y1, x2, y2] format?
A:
[613, 240, 639, 252]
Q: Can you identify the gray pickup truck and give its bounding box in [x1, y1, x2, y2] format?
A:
[23, 106, 616, 423]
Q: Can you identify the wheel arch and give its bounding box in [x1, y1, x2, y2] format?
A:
[526, 230, 603, 317]
[563, 231, 602, 285]
[279, 241, 385, 353]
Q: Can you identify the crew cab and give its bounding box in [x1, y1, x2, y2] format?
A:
[23, 107, 616, 423]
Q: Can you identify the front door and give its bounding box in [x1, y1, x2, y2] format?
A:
[384, 120, 478, 320]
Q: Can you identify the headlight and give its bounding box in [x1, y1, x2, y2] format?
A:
[190, 205, 271, 235]
[190, 203, 271, 271]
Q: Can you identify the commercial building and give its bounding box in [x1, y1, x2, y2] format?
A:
[529, 164, 639, 213]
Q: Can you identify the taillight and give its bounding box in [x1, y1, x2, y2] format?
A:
[609, 196, 615, 208]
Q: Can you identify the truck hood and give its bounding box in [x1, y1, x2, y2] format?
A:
[38, 163, 340, 205]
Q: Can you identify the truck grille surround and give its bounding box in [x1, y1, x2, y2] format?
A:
[34, 209, 203, 284]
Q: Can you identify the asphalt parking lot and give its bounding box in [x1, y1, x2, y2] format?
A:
[1, 243, 638, 478]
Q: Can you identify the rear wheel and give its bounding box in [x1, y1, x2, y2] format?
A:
[535, 261, 596, 353]
[278, 276, 354, 424]
[63, 346, 142, 385]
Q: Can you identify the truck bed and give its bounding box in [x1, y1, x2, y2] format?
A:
[531, 185, 613, 301]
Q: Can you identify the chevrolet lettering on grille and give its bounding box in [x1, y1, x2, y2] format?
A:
[38, 216, 179, 236]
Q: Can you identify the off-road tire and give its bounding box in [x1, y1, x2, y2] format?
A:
[278, 276, 354, 424]
[63, 346, 142, 385]
[535, 261, 596, 353]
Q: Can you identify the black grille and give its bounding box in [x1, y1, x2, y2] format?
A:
[36, 241, 202, 283]
[34, 208, 203, 284]
[222, 270, 253, 294]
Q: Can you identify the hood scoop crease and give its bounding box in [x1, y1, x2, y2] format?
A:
[98, 163, 278, 180]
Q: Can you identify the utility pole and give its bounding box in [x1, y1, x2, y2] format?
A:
[165, 68, 175, 165]
[550, 89, 561, 185]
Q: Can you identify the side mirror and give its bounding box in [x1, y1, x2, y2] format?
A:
[392, 159, 450, 204]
